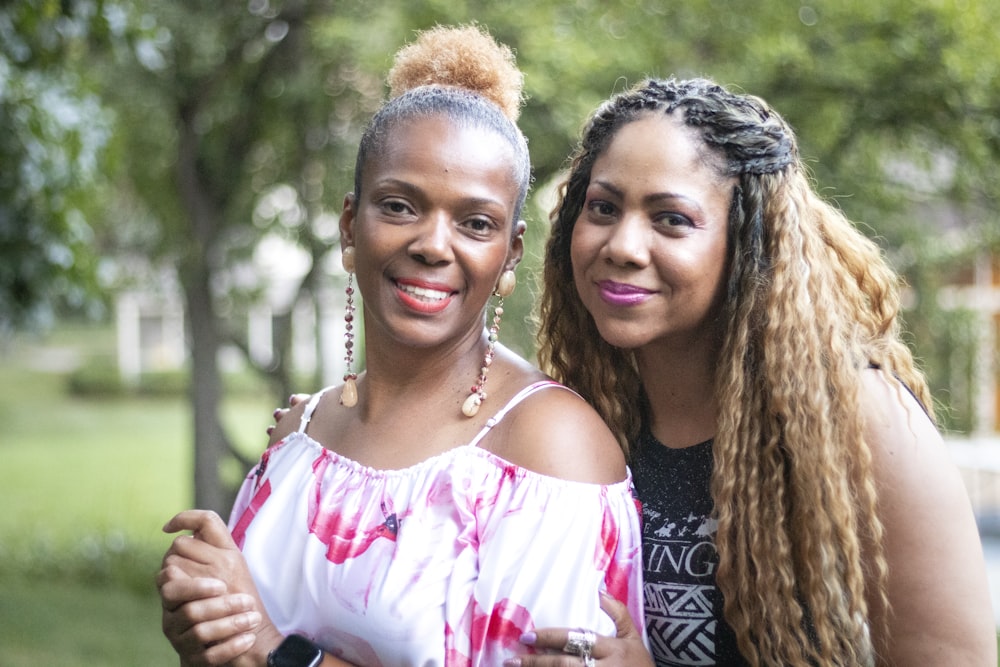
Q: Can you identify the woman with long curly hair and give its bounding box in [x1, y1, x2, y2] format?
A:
[518, 78, 994, 666]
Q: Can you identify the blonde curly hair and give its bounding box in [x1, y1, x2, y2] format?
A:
[538, 77, 933, 666]
[354, 24, 530, 222]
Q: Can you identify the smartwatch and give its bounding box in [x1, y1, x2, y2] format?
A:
[267, 634, 324, 667]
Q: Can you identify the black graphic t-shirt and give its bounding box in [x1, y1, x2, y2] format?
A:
[632, 430, 749, 667]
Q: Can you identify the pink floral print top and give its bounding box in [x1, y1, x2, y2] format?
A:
[228, 381, 645, 666]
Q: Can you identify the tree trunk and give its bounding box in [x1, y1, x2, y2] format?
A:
[181, 262, 230, 514]
[176, 108, 233, 515]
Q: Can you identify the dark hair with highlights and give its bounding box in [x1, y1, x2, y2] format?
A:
[538, 77, 933, 667]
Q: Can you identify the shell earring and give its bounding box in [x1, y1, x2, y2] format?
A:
[340, 246, 358, 407]
[462, 269, 516, 417]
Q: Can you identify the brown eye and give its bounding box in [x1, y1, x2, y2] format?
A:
[460, 216, 500, 239]
[657, 213, 694, 228]
[585, 200, 617, 220]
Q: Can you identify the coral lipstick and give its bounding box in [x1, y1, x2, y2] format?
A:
[597, 280, 654, 306]
[394, 278, 455, 314]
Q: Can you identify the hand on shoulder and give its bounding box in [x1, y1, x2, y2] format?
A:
[267, 393, 312, 447]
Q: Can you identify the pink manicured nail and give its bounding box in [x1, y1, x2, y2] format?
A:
[519, 631, 537, 645]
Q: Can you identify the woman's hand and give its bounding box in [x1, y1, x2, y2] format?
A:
[266, 393, 311, 437]
[504, 593, 652, 667]
[158, 510, 283, 666]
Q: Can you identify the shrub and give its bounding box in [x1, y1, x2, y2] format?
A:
[66, 357, 125, 397]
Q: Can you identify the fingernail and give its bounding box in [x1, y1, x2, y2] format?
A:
[503, 660, 522, 667]
[519, 631, 536, 645]
[266, 426, 275, 435]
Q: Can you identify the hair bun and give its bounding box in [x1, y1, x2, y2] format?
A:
[387, 24, 524, 122]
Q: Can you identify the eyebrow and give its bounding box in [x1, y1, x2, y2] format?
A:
[372, 177, 512, 214]
[589, 179, 702, 211]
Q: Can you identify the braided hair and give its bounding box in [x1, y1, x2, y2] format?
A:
[538, 77, 932, 666]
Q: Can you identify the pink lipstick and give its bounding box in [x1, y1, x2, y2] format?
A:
[597, 280, 654, 306]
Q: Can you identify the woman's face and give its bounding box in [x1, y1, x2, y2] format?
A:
[570, 113, 734, 353]
[341, 114, 523, 350]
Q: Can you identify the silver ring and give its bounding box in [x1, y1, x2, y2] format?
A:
[583, 656, 596, 667]
[563, 629, 596, 658]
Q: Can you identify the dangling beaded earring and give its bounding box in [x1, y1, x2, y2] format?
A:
[462, 269, 516, 418]
[340, 246, 358, 407]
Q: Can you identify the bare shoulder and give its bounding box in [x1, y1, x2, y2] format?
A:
[490, 381, 627, 485]
[859, 368, 963, 502]
[859, 368, 995, 665]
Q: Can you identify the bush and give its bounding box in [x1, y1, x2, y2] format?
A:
[0, 532, 162, 597]
[66, 357, 283, 400]
[66, 357, 125, 397]
[139, 370, 188, 397]
[66, 357, 190, 398]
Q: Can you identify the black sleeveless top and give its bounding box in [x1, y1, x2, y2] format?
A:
[632, 429, 750, 666]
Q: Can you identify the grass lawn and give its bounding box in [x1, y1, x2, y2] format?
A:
[0, 323, 274, 665]
[0, 574, 176, 666]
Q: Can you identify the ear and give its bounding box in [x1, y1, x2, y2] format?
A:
[505, 220, 527, 271]
[339, 193, 357, 249]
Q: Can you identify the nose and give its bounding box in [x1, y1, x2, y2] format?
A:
[408, 212, 454, 266]
[602, 214, 650, 268]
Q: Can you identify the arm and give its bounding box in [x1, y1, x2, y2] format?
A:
[157, 390, 310, 666]
[159, 510, 357, 667]
[468, 479, 645, 663]
[469, 387, 645, 663]
[496, 390, 652, 665]
[861, 369, 996, 666]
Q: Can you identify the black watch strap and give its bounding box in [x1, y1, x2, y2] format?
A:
[267, 634, 324, 667]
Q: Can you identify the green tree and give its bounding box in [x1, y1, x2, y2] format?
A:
[89, 0, 402, 512]
[7, 0, 997, 508]
[0, 1, 113, 332]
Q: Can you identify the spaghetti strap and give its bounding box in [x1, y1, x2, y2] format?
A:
[298, 387, 334, 433]
[468, 380, 576, 449]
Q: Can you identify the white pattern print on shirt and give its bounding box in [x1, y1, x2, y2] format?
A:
[642, 504, 720, 666]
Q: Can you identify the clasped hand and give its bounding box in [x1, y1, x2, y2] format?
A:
[157, 509, 280, 666]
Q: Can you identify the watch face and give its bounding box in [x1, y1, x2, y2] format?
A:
[269, 634, 323, 667]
